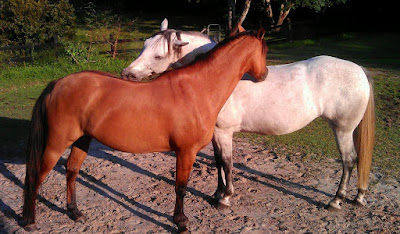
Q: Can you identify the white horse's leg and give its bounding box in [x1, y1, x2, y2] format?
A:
[212, 136, 225, 201]
[212, 128, 234, 207]
[328, 128, 358, 210]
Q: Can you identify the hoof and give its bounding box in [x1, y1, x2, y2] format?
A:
[218, 198, 231, 209]
[74, 215, 87, 223]
[176, 220, 189, 234]
[24, 223, 38, 232]
[68, 208, 86, 222]
[326, 203, 341, 211]
[177, 226, 189, 234]
[352, 198, 367, 207]
[174, 214, 189, 232]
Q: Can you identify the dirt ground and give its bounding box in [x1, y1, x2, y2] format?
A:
[1, 137, 399, 233]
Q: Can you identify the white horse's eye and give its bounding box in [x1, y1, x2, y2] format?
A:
[155, 56, 164, 60]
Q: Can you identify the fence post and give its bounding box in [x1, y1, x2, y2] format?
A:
[287, 18, 293, 42]
[110, 33, 115, 55]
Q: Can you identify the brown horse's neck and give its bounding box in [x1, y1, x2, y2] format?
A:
[164, 36, 258, 117]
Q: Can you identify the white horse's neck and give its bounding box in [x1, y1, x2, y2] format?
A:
[172, 32, 217, 68]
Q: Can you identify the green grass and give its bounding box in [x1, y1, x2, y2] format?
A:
[0, 20, 399, 179]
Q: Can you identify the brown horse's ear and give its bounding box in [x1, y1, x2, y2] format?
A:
[257, 28, 265, 40]
[238, 24, 246, 32]
[229, 23, 245, 36]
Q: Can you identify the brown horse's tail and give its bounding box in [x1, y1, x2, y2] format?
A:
[355, 70, 375, 191]
[23, 80, 57, 222]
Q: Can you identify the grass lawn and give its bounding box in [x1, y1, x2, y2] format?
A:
[0, 19, 399, 179]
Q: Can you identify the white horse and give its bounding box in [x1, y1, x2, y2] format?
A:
[121, 19, 375, 211]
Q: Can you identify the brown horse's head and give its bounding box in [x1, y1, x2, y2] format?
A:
[245, 28, 268, 82]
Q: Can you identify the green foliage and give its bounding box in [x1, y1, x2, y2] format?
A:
[61, 40, 89, 65]
[72, 1, 124, 30]
[0, 0, 76, 45]
[288, 0, 348, 12]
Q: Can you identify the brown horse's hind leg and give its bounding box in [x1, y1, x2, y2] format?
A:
[24, 143, 70, 231]
[66, 135, 92, 222]
[173, 149, 196, 233]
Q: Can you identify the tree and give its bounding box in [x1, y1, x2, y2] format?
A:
[227, 0, 348, 33]
[0, 0, 76, 45]
[263, 0, 348, 31]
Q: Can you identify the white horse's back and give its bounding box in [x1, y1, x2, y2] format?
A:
[217, 56, 370, 135]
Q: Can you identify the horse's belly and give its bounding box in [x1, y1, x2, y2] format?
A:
[241, 117, 312, 135]
[86, 114, 172, 154]
[239, 104, 319, 136]
[93, 129, 172, 154]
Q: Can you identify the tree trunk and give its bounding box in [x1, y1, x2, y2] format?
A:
[264, 0, 275, 25]
[227, 0, 236, 31]
[230, 0, 251, 36]
[274, 2, 292, 32]
[236, 0, 251, 27]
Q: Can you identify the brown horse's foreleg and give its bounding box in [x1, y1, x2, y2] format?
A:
[66, 135, 92, 222]
[328, 130, 357, 210]
[23, 144, 67, 231]
[173, 149, 196, 233]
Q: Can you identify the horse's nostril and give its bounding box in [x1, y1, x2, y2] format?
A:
[121, 70, 127, 78]
[121, 70, 136, 81]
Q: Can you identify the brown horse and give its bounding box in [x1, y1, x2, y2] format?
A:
[23, 29, 268, 232]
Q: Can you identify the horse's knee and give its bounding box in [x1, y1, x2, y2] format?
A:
[66, 167, 79, 178]
[175, 184, 187, 197]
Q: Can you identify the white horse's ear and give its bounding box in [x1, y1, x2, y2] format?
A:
[161, 18, 168, 31]
[173, 40, 189, 48]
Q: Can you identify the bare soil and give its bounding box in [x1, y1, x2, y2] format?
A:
[1, 137, 399, 233]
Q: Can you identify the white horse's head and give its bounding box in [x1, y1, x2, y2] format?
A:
[121, 18, 217, 81]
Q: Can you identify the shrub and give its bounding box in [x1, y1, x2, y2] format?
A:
[0, 0, 76, 46]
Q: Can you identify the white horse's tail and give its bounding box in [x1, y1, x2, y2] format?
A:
[355, 69, 375, 191]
